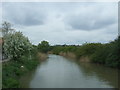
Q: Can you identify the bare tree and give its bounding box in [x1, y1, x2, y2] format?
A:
[2, 21, 14, 37]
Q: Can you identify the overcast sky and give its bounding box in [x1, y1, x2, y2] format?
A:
[1, 2, 118, 45]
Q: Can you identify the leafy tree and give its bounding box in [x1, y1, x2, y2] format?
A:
[38, 41, 50, 53]
[2, 22, 33, 61]
[2, 21, 15, 59]
[3, 31, 32, 60]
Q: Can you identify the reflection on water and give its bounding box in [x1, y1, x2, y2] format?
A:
[20, 54, 118, 88]
[77, 62, 118, 88]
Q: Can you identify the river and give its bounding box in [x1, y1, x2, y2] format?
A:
[20, 54, 118, 88]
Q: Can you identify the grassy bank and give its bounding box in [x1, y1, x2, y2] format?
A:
[51, 37, 120, 69]
[2, 49, 40, 88]
[1, 22, 50, 88]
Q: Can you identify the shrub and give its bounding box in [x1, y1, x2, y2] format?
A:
[3, 32, 32, 61]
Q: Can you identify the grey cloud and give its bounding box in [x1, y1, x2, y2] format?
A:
[66, 15, 116, 30]
[64, 3, 117, 31]
[2, 3, 46, 26]
[10, 12, 45, 26]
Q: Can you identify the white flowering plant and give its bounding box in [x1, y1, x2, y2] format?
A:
[3, 31, 33, 60]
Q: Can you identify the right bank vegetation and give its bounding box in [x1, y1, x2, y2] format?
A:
[51, 37, 120, 68]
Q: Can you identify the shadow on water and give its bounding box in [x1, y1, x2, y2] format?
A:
[19, 60, 49, 88]
[76, 62, 118, 88]
[19, 68, 36, 88]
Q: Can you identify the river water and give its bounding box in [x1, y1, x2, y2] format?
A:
[20, 54, 118, 88]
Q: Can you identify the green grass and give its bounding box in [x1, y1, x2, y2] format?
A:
[2, 51, 39, 88]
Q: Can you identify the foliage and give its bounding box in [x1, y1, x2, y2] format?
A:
[51, 37, 119, 68]
[2, 49, 39, 88]
[2, 22, 40, 88]
[75, 43, 102, 59]
[51, 45, 77, 55]
[3, 78, 20, 88]
[90, 44, 110, 64]
[86, 37, 120, 68]
[38, 41, 50, 53]
[105, 37, 120, 68]
[3, 31, 32, 60]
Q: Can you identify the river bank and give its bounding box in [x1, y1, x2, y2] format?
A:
[57, 52, 91, 63]
[2, 52, 48, 88]
[51, 40, 120, 69]
[37, 52, 48, 61]
[53, 51, 120, 69]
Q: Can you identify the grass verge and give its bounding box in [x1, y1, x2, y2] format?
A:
[2, 51, 39, 88]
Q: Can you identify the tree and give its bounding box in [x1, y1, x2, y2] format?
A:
[2, 21, 14, 37]
[3, 31, 32, 60]
[2, 21, 15, 59]
[2, 21, 33, 61]
[38, 41, 50, 53]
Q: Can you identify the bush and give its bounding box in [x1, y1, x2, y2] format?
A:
[75, 43, 102, 59]
[3, 32, 32, 61]
[2, 49, 39, 88]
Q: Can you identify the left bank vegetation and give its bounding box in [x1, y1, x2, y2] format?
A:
[2, 21, 42, 88]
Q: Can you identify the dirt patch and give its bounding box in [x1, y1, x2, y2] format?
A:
[79, 56, 90, 63]
[37, 52, 48, 61]
[59, 52, 91, 62]
[59, 52, 76, 60]
[47, 51, 53, 54]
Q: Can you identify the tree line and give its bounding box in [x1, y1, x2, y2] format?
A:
[50, 37, 120, 68]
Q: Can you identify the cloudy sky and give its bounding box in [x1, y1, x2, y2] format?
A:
[1, 2, 118, 45]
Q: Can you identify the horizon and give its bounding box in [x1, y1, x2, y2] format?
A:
[1, 2, 118, 45]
